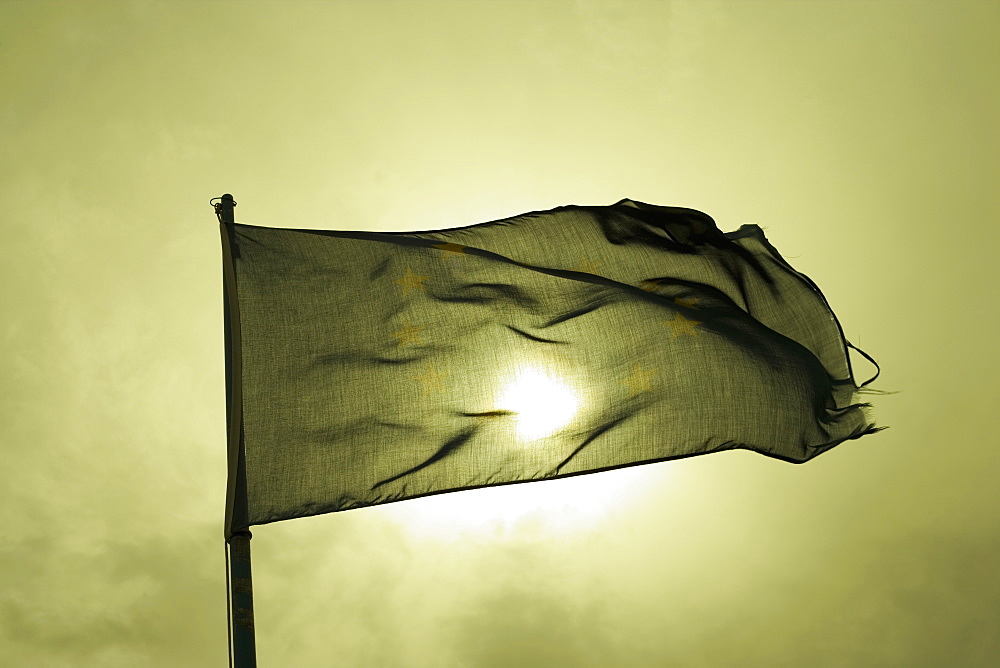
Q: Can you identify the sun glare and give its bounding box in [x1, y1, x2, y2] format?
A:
[385, 465, 657, 539]
[386, 363, 661, 537]
[496, 365, 579, 440]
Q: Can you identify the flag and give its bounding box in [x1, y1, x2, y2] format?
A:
[221, 199, 880, 535]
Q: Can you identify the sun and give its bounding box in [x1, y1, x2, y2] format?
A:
[385, 362, 658, 536]
[495, 365, 580, 440]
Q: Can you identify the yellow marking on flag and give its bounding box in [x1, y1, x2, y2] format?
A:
[674, 297, 700, 309]
[415, 362, 450, 396]
[622, 363, 657, 398]
[392, 320, 425, 348]
[663, 312, 702, 338]
[640, 280, 659, 292]
[395, 268, 429, 295]
[432, 242, 468, 257]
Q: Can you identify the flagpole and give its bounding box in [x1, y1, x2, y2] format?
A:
[215, 193, 257, 668]
[227, 530, 256, 667]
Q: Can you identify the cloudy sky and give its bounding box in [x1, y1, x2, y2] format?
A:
[2, 1, 998, 666]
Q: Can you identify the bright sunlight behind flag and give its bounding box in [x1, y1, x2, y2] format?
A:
[221, 200, 880, 535]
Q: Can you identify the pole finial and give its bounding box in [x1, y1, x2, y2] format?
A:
[212, 193, 237, 225]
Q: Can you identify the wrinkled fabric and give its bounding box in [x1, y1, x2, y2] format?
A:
[222, 199, 880, 532]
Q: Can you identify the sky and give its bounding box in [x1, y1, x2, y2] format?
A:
[2, 0, 998, 666]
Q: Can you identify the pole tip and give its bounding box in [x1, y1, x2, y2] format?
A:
[213, 194, 237, 224]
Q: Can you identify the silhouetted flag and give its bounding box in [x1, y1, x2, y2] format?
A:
[221, 199, 879, 534]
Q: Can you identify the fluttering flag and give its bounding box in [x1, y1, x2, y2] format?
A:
[221, 199, 880, 534]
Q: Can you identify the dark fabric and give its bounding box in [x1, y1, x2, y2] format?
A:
[223, 199, 880, 528]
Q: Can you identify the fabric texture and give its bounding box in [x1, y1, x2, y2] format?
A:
[222, 199, 880, 531]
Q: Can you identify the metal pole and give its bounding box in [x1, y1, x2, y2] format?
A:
[215, 193, 256, 667]
[227, 531, 257, 667]
[214, 193, 236, 226]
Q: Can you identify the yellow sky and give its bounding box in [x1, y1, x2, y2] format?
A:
[2, 1, 998, 665]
